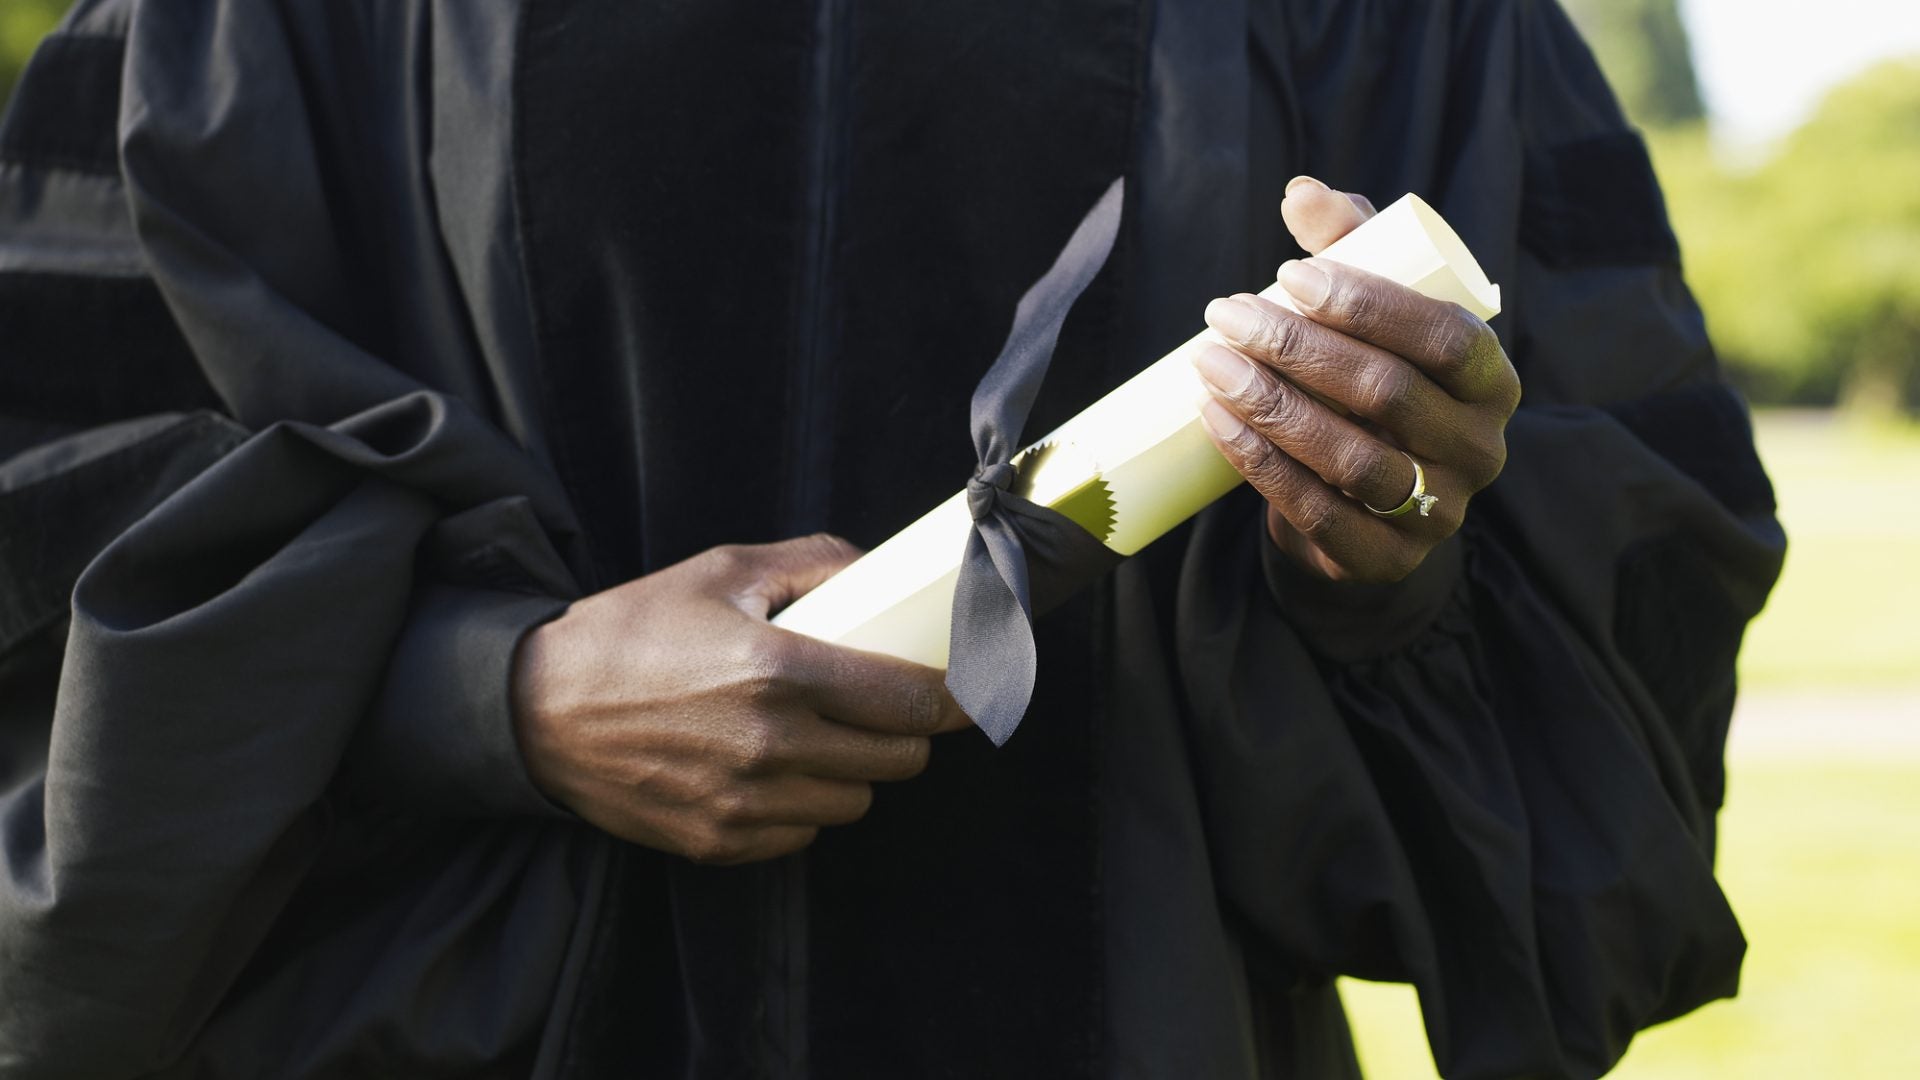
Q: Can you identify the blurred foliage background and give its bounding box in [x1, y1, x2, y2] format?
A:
[0, 0, 65, 105]
[3, 2, 1916, 1078]
[1568, 0, 1920, 416]
[1563, 0, 1708, 126]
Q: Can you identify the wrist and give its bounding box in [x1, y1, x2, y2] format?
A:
[346, 585, 572, 819]
[1261, 521, 1465, 664]
[508, 614, 577, 811]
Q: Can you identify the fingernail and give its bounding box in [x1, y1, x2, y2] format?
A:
[1198, 398, 1247, 443]
[1191, 343, 1255, 396]
[1204, 296, 1262, 345]
[1278, 259, 1330, 309]
[1285, 175, 1326, 196]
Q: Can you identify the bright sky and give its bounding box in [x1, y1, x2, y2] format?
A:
[1683, 0, 1920, 149]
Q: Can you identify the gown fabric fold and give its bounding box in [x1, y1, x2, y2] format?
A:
[0, 1, 1783, 1077]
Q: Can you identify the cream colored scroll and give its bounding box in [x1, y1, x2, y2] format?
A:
[772, 195, 1502, 668]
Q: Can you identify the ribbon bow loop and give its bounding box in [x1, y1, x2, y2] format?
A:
[945, 177, 1125, 747]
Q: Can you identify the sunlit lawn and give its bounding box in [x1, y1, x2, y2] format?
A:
[1735, 412, 1920, 689]
[1342, 410, 1920, 1078]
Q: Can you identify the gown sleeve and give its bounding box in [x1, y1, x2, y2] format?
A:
[0, 3, 606, 1075]
[110, 0, 588, 819]
[1171, 2, 1786, 1077]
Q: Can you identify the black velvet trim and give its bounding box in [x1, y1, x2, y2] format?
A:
[1520, 131, 1680, 268]
[550, 847, 683, 1079]
[1604, 381, 1775, 519]
[0, 272, 220, 430]
[513, 0, 1140, 1073]
[0, 34, 126, 176]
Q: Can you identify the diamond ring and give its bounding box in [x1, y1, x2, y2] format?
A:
[1365, 451, 1438, 519]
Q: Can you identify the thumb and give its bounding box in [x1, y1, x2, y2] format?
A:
[1280, 175, 1377, 256]
[729, 533, 863, 618]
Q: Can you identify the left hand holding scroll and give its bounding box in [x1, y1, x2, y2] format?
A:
[1194, 176, 1521, 584]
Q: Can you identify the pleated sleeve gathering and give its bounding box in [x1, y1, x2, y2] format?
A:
[1166, 2, 1785, 1076]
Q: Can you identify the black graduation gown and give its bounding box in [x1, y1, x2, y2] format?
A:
[0, 1, 1784, 1077]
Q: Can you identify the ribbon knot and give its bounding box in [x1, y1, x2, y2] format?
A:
[967, 462, 1018, 521]
[945, 177, 1125, 747]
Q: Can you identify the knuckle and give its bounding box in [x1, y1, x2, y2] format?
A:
[1238, 305, 1285, 357]
[683, 824, 748, 866]
[727, 717, 781, 774]
[890, 736, 933, 779]
[1468, 317, 1501, 360]
[1213, 407, 1265, 464]
[1241, 436, 1292, 498]
[1424, 309, 1480, 372]
[707, 785, 756, 826]
[1294, 489, 1343, 544]
[788, 532, 858, 575]
[1423, 486, 1467, 534]
[1332, 279, 1382, 328]
[1449, 313, 1510, 397]
[904, 683, 942, 734]
[1229, 360, 1279, 411]
[1356, 360, 1416, 423]
[802, 531, 856, 559]
[732, 636, 790, 700]
[1247, 374, 1304, 432]
[1488, 431, 1510, 479]
[700, 543, 751, 578]
[1463, 431, 1509, 489]
[1496, 360, 1524, 416]
[1265, 313, 1317, 370]
[1329, 439, 1383, 497]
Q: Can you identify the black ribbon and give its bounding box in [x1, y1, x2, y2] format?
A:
[948, 177, 1126, 746]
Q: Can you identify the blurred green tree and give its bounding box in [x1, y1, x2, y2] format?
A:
[1562, 0, 1919, 414]
[1, 0, 68, 109]
[1664, 61, 1920, 413]
[1561, 0, 1706, 127]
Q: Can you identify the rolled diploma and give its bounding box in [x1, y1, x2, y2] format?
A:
[772, 194, 1502, 667]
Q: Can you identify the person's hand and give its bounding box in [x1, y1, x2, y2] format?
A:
[1193, 175, 1520, 583]
[510, 534, 969, 865]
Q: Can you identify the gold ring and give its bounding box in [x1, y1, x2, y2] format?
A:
[1365, 452, 1438, 518]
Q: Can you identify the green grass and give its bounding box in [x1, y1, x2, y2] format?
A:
[1736, 411, 1920, 688]
[1344, 410, 1920, 1077]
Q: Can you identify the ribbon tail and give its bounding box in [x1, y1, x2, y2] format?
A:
[949, 176, 1126, 746]
[946, 516, 1038, 746]
[967, 176, 1126, 466]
